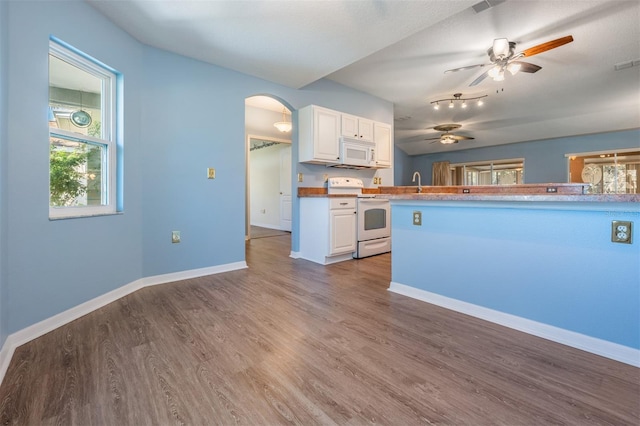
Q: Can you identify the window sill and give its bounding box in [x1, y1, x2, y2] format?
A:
[49, 211, 123, 221]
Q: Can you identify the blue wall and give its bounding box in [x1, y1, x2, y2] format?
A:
[0, 0, 8, 346]
[5, 1, 145, 334]
[399, 129, 640, 185]
[392, 201, 640, 349]
[0, 1, 393, 341]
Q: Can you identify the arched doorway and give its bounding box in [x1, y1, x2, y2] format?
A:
[244, 95, 294, 243]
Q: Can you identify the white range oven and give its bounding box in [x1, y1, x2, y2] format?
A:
[355, 196, 391, 258]
[326, 177, 391, 259]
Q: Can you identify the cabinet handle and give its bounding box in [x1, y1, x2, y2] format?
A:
[340, 202, 348, 205]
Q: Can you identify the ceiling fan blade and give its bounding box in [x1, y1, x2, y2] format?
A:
[424, 136, 442, 141]
[513, 61, 542, 73]
[469, 69, 490, 86]
[521, 35, 574, 57]
[451, 135, 475, 141]
[444, 63, 489, 74]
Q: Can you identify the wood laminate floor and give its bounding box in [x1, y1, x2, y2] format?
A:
[249, 225, 290, 239]
[0, 235, 638, 425]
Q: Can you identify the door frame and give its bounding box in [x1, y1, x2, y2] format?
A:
[245, 133, 292, 240]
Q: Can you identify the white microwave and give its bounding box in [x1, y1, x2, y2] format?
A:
[339, 137, 376, 168]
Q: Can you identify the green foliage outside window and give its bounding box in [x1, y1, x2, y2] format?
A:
[49, 120, 103, 207]
[49, 144, 89, 206]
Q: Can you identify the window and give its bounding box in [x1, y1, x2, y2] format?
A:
[48, 39, 117, 218]
[567, 149, 639, 194]
[449, 159, 524, 186]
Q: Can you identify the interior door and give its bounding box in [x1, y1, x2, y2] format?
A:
[279, 145, 292, 231]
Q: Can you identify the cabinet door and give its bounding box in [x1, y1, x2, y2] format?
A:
[329, 209, 356, 255]
[341, 114, 359, 138]
[342, 114, 374, 142]
[358, 118, 374, 142]
[374, 122, 392, 168]
[314, 108, 341, 161]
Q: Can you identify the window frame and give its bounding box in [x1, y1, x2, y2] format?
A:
[48, 39, 118, 219]
[565, 148, 639, 194]
[449, 158, 525, 186]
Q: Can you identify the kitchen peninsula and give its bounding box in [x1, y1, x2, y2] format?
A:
[376, 185, 639, 367]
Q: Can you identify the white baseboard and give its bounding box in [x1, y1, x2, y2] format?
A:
[389, 282, 640, 368]
[289, 251, 301, 259]
[0, 261, 247, 386]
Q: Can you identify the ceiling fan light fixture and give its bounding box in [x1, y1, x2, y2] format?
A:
[488, 65, 501, 79]
[507, 62, 521, 75]
[493, 70, 505, 81]
[493, 38, 510, 58]
[441, 135, 457, 144]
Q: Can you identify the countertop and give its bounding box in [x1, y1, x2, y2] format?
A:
[298, 184, 640, 202]
[376, 193, 640, 203]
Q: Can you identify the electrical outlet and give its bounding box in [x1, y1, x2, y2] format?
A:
[172, 231, 181, 244]
[207, 168, 216, 179]
[298, 173, 303, 182]
[413, 211, 422, 226]
[611, 221, 632, 244]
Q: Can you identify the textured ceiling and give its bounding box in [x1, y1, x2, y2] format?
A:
[87, 0, 640, 155]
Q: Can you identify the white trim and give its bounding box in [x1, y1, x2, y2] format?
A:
[289, 251, 301, 259]
[449, 157, 525, 168]
[0, 261, 247, 385]
[565, 147, 639, 158]
[49, 39, 117, 219]
[388, 282, 640, 367]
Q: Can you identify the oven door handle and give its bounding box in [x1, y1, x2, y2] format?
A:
[358, 199, 389, 206]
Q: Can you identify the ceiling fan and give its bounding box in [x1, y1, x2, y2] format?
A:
[425, 124, 474, 144]
[445, 35, 574, 86]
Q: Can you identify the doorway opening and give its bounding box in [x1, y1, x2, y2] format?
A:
[245, 96, 293, 243]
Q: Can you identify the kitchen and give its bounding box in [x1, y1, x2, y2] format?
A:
[1, 0, 639, 422]
[247, 98, 638, 368]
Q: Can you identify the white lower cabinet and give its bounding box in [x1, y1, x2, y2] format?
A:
[300, 197, 356, 265]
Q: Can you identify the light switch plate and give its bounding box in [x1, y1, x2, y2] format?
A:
[172, 231, 181, 243]
[207, 168, 216, 179]
[611, 221, 632, 244]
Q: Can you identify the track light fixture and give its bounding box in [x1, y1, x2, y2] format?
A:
[431, 93, 487, 110]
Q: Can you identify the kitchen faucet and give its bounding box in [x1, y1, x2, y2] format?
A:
[412, 171, 422, 193]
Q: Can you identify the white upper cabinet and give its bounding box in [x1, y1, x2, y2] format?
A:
[341, 114, 374, 142]
[299, 105, 392, 168]
[299, 105, 341, 164]
[374, 122, 392, 168]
